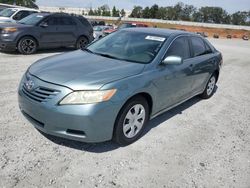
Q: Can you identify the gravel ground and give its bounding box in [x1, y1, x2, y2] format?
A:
[0, 39, 250, 188]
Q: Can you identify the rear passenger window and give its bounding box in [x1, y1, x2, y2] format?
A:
[166, 37, 191, 60]
[58, 17, 76, 25]
[191, 37, 207, 57]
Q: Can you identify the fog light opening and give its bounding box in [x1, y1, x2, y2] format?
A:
[66, 129, 86, 136]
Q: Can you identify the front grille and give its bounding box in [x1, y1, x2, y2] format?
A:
[22, 85, 60, 103]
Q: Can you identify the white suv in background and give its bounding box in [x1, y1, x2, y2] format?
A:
[0, 7, 39, 23]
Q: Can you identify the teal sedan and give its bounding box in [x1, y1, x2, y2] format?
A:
[18, 28, 222, 145]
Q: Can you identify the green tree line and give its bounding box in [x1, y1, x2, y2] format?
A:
[88, 4, 126, 17]
[129, 2, 250, 26]
[0, 0, 38, 8]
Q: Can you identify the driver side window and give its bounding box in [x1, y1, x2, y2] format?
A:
[166, 36, 191, 60]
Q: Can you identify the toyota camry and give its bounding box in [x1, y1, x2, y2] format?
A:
[18, 28, 222, 145]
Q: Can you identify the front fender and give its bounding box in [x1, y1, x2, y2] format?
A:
[100, 71, 160, 116]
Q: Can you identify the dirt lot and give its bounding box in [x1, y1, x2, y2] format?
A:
[105, 20, 250, 38]
[0, 39, 250, 188]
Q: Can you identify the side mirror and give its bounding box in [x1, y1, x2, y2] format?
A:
[40, 22, 48, 28]
[162, 56, 183, 65]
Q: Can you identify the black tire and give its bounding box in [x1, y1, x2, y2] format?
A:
[75, 36, 89, 49]
[17, 36, 37, 55]
[200, 74, 217, 99]
[113, 96, 149, 145]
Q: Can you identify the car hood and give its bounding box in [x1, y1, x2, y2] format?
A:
[0, 22, 32, 28]
[29, 50, 145, 90]
[0, 17, 13, 23]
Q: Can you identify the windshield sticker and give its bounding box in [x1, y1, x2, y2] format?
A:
[145, 36, 166, 42]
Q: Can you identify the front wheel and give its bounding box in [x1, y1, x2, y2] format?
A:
[200, 74, 217, 99]
[113, 96, 149, 145]
[17, 36, 37, 55]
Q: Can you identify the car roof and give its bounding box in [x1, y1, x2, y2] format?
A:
[122, 27, 194, 37]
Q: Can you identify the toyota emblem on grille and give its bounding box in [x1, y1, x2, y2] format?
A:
[25, 80, 35, 91]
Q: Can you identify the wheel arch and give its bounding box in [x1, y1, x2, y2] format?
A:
[16, 35, 39, 48]
[77, 35, 89, 43]
[214, 69, 220, 82]
[116, 92, 153, 122]
[112, 91, 153, 141]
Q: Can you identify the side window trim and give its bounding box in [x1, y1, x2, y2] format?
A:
[187, 37, 194, 58]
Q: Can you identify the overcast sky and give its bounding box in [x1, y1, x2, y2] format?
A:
[37, 0, 250, 13]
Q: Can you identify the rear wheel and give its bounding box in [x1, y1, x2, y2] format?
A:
[17, 36, 37, 55]
[113, 96, 149, 145]
[75, 36, 88, 49]
[200, 74, 217, 99]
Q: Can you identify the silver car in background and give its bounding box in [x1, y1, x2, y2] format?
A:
[0, 7, 39, 23]
[93, 25, 113, 40]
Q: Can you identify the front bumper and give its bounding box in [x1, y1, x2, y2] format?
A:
[0, 40, 16, 51]
[18, 74, 121, 143]
[0, 33, 17, 51]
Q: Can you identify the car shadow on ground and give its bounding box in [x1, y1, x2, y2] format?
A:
[40, 88, 219, 153]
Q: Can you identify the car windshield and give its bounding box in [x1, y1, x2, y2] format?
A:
[0, 8, 17, 17]
[87, 30, 166, 64]
[18, 14, 45, 25]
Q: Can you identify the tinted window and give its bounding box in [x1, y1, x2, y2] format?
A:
[191, 37, 207, 57]
[204, 41, 213, 53]
[58, 17, 76, 25]
[13, 11, 30, 20]
[46, 17, 57, 25]
[77, 16, 91, 27]
[166, 37, 191, 60]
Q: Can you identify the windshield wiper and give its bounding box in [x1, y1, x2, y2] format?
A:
[83, 48, 93, 53]
[96, 53, 120, 60]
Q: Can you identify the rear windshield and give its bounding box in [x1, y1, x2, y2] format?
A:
[77, 16, 91, 27]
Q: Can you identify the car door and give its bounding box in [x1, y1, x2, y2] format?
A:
[154, 36, 194, 110]
[38, 16, 61, 48]
[189, 37, 215, 93]
[56, 16, 77, 46]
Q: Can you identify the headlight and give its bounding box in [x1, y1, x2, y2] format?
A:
[2, 27, 18, 34]
[59, 89, 117, 105]
[93, 33, 97, 38]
